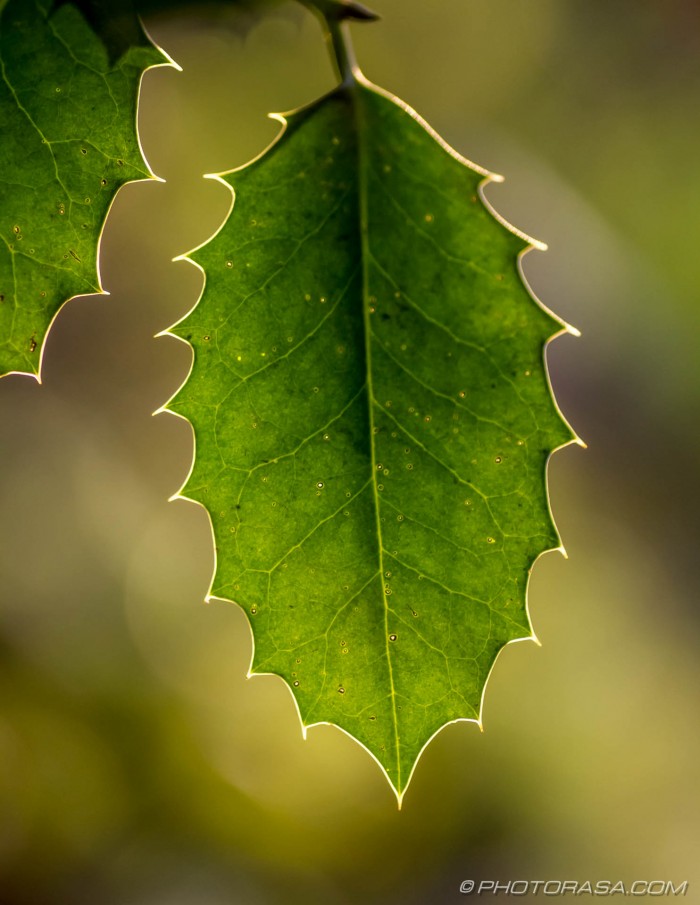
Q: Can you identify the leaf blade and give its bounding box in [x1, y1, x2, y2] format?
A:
[0, 0, 168, 378]
[169, 80, 576, 798]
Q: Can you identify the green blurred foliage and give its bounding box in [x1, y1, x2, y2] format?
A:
[1, 2, 699, 903]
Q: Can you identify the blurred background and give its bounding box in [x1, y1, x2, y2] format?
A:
[1, 1, 699, 902]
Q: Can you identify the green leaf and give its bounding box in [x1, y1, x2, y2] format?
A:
[0, 0, 167, 378]
[167, 77, 577, 801]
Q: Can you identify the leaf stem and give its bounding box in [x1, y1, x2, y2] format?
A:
[302, 0, 378, 86]
[326, 16, 358, 85]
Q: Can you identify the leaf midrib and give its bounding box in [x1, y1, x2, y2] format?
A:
[350, 81, 401, 788]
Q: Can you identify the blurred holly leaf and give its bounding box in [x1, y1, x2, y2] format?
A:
[0, 0, 165, 377]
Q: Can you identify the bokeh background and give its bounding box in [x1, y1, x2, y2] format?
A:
[1, 1, 699, 902]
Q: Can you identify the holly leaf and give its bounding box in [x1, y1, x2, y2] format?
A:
[167, 77, 577, 801]
[0, 0, 168, 378]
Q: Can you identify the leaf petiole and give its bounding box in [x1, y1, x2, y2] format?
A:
[301, 0, 379, 86]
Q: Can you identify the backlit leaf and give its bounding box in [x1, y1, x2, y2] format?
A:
[0, 0, 167, 377]
[167, 74, 577, 800]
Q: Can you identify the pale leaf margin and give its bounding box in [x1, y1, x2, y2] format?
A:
[156, 70, 584, 806]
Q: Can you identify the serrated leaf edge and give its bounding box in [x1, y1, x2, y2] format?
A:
[157, 77, 583, 807]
